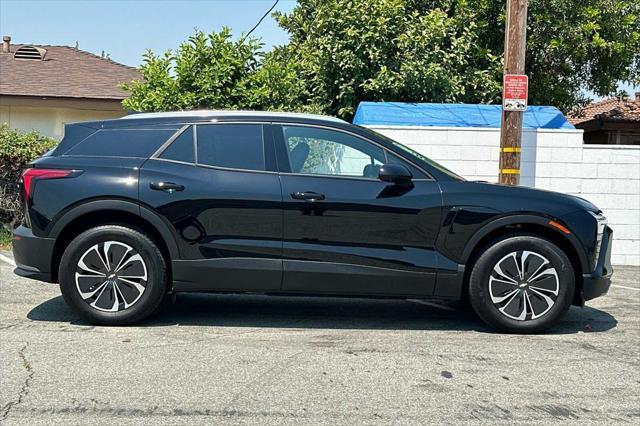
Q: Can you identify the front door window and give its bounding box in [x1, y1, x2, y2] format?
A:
[282, 126, 386, 178]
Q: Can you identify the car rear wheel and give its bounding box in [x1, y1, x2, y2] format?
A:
[468, 235, 575, 333]
[59, 225, 167, 325]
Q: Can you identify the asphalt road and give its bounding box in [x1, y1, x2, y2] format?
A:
[1, 250, 639, 425]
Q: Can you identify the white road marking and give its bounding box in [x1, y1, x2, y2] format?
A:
[0, 253, 16, 266]
[610, 284, 640, 291]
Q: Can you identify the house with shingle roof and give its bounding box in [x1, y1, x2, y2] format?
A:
[0, 36, 139, 139]
[569, 93, 640, 145]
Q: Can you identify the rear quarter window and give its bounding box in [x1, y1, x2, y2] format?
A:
[63, 127, 179, 158]
[53, 124, 98, 155]
[159, 126, 194, 163]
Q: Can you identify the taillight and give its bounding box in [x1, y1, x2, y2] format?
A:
[21, 168, 74, 201]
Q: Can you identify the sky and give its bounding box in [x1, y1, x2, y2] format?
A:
[0, 0, 637, 100]
[0, 0, 296, 66]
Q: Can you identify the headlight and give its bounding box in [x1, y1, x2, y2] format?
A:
[589, 211, 607, 269]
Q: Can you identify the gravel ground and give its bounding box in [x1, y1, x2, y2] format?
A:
[1, 250, 638, 425]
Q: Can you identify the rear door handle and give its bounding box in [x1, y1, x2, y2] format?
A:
[291, 191, 325, 201]
[150, 182, 184, 192]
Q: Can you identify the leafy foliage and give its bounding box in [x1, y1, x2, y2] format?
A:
[470, 0, 640, 111]
[0, 124, 57, 229]
[273, 0, 503, 118]
[122, 28, 265, 111]
[121, 0, 639, 117]
[0, 227, 11, 249]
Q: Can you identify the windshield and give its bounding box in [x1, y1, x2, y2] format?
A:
[358, 127, 465, 181]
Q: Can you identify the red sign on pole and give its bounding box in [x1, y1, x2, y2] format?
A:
[503, 74, 528, 111]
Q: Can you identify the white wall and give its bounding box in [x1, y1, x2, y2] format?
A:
[368, 125, 640, 266]
[0, 105, 125, 140]
[540, 143, 639, 266]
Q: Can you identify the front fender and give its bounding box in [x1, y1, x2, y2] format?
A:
[459, 214, 590, 273]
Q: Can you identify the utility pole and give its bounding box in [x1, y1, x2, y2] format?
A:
[499, 0, 528, 185]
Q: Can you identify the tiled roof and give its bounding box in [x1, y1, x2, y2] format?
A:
[569, 95, 640, 125]
[0, 44, 140, 100]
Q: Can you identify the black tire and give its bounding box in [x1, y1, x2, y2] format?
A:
[468, 235, 574, 334]
[59, 225, 168, 325]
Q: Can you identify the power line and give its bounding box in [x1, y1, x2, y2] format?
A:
[242, 0, 280, 42]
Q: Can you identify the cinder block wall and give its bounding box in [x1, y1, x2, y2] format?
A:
[368, 126, 640, 266]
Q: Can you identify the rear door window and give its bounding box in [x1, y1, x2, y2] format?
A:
[64, 127, 179, 158]
[196, 124, 265, 171]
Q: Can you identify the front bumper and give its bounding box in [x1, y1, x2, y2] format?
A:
[11, 225, 56, 283]
[579, 225, 613, 304]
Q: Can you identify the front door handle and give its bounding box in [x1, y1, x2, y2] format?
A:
[291, 191, 325, 201]
[150, 182, 185, 192]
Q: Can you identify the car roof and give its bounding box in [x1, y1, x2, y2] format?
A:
[60, 109, 461, 182]
[119, 110, 347, 124]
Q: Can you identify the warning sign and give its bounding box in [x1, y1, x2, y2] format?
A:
[503, 74, 528, 111]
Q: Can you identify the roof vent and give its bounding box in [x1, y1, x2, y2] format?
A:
[13, 45, 47, 60]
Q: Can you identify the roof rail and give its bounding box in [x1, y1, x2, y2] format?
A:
[121, 110, 346, 123]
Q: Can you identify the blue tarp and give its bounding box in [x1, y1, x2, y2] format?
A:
[353, 102, 575, 129]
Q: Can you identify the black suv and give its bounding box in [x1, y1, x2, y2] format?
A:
[12, 111, 613, 333]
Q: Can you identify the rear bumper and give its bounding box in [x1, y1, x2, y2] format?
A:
[11, 225, 56, 283]
[580, 226, 613, 304]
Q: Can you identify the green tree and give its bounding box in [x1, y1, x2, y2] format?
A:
[275, 0, 639, 116]
[122, 0, 639, 117]
[469, 0, 640, 111]
[273, 0, 503, 118]
[248, 46, 321, 113]
[122, 28, 265, 111]
[121, 2, 503, 118]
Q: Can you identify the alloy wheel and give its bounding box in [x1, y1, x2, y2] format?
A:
[488, 250, 559, 321]
[75, 241, 148, 312]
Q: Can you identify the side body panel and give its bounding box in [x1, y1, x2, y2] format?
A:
[437, 181, 595, 274]
[26, 156, 144, 237]
[138, 159, 284, 292]
[279, 177, 443, 298]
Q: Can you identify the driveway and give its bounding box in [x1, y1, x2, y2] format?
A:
[1, 250, 639, 424]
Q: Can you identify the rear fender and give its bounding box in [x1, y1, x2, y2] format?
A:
[48, 198, 180, 258]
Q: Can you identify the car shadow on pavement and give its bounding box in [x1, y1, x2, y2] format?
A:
[27, 293, 617, 334]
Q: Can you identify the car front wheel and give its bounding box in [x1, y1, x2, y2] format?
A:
[468, 235, 575, 333]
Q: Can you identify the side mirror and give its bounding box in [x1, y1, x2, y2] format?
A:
[378, 163, 413, 186]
